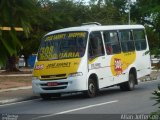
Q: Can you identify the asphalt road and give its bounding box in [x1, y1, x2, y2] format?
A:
[0, 79, 160, 120]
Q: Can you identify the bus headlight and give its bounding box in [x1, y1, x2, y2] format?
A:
[68, 72, 83, 77]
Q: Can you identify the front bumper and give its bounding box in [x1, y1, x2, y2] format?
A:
[32, 76, 87, 94]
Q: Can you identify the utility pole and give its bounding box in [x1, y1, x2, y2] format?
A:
[128, 0, 131, 25]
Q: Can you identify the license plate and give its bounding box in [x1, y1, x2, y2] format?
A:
[47, 82, 58, 86]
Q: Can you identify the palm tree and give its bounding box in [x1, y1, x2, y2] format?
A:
[0, 0, 37, 71]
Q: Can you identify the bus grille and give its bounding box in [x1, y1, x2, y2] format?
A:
[40, 74, 67, 80]
[42, 86, 67, 90]
[40, 82, 68, 90]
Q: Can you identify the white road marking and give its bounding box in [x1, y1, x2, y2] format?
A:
[0, 98, 19, 104]
[32, 100, 118, 120]
[0, 86, 32, 93]
[0, 98, 41, 107]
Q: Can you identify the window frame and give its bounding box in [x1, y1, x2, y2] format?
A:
[132, 29, 147, 51]
[103, 30, 121, 55]
[118, 30, 135, 52]
[88, 31, 105, 59]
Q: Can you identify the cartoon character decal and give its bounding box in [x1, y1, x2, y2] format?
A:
[111, 52, 136, 76]
[114, 58, 122, 75]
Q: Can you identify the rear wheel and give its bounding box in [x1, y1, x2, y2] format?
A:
[120, 73, 135, 91]
[128, 74, 135, 90]
[84, 79, 98, 98]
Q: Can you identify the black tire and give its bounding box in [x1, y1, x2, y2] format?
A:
[52, 93, 61, 98]
[127, 73, 136, 90]
[120, 73, 135, 91]
[40, 93, 61, 100]
[40, 94, 52, 100]
[84, 79, 98, 98]
[120, 83, 126, 91]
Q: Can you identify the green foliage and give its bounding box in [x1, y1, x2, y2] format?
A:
[88, 0, 128, 25]
[0, 0, 37, 66]
[146, 27, 160, 51]
[0, 0, 160, 67]
[149, 86, 160, 120]
[152, 86, 160, 107]
[131, 0, 160, 26]
[148, 111, 160, 120]
[131, 0, 160, 52]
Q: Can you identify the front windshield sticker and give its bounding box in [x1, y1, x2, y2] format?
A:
[39, 46, 57, 60]
[39, 51, 80, 60]
[38, 31, 87, 61]
[45, 34, 66, 41]
[68, 32, 86, 38]
[46, 62, 71, 69]
[45, 32, 86, 41]
[59, 52, 80, 59]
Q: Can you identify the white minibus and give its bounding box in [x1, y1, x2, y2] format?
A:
[32, 22, 151, 99]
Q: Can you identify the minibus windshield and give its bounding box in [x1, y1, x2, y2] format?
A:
[38, 31, 88, 61]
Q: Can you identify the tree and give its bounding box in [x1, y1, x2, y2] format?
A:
[131, 0, 160, 51]
[88, 0, 128, 25]
[146, 27, 160, 51]
[19, 0, 130, 65]
[0, 0, 37, 70]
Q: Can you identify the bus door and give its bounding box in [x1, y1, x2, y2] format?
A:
[103, 31, 124, 85]
[88, 31, 113, 88]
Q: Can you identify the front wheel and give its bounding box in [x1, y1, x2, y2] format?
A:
[40, 93, 61, 100]
[40, 94, 52, 100]
[84, 79, 98, 98]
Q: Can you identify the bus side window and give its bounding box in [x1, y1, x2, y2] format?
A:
[103, 31, 121, 55]
[133, 29, 147, 51]
[88, 31, 105, 58]
[119, 30, 135, 52]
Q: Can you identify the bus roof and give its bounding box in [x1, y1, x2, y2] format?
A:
[46, 24, 144, 36]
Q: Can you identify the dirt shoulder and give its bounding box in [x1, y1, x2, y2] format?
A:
[0, 69, 32, 90]
[0, 76, 32, 90]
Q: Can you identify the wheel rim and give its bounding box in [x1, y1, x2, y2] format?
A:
[129, 75, 135, 89]
[130, 80, 134, 88]
[89, 82, 95, 95]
